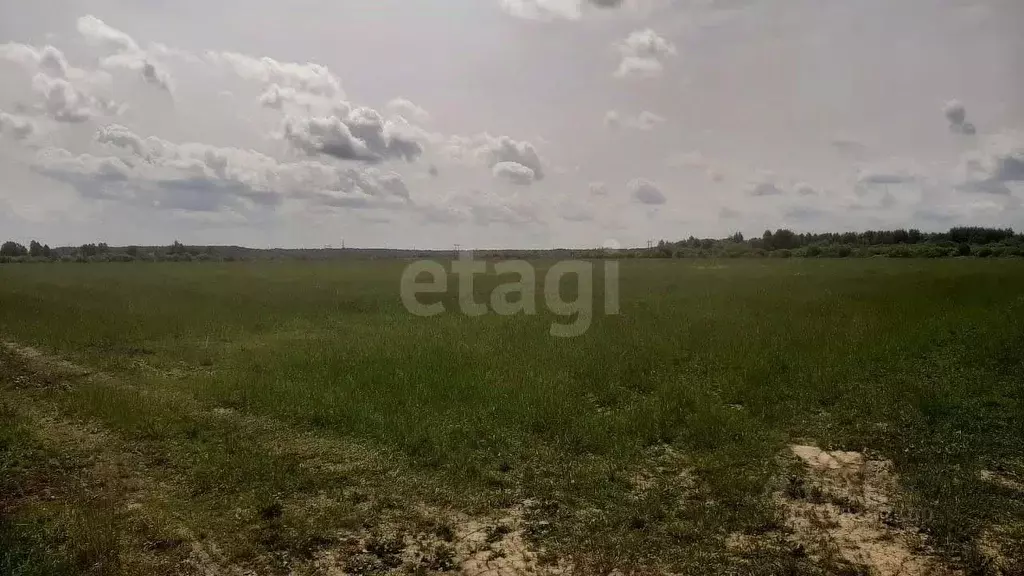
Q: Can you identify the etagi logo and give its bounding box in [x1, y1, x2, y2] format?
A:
[400, 250, 620, 337]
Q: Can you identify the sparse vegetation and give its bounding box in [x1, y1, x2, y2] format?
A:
[1, 259, 1022, 574]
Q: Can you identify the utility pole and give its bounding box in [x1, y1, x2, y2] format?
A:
[454, 243, 461, 259]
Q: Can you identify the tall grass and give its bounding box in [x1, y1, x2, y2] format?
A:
[1, 258, 1022, 572]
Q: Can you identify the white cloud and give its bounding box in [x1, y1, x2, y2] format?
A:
[493, 161, 536, 185]
[206, 51, 344, 99]
[37, 125, 414, 213]
[617, 29, 676, 59]
[77, 15, 140, 53]
[386, 98, 430, 124]
[500, 0, 582, 20]
[605, 109, 664, 130]
[499, 0, 624, 20]
[0, 110, 36, 140]
[258, 84, 348, 116]
[557, 198, 595, 221]
[0, 41, 117, 120]
[31, 74, 105, 122]
[614, 57, 664, 79]
[77, 15, 173, 92]
[629, 178, 666, 204]
[447, 134, 547, 180]
[955, 133, 1024, 195]
[614, 29, 674, 79]
[589, 181, 608, 196]
[0, 43, 71, 79]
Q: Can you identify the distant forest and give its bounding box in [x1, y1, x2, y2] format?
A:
[2, 227, 1024, 262]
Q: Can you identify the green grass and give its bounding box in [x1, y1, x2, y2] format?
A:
[1, 259, 1022, 574]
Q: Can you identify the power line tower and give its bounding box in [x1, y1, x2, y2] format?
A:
[454, 244, 461, 259]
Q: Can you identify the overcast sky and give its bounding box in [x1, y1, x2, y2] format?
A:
[0, 0, 1021, 249]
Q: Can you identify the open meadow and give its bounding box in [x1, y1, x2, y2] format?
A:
[1, 258, 1023, 575]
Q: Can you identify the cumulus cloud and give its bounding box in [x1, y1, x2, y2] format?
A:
[629, 178, 666, 204]
[614, 56, 664, 79]
[1, 41, 118, 120]
[0, 43, 73, 79]
[618, 29, 676, 59]
[499, 0, 624, 20]
[77, 16, 173, 92]
[450, 134, 547, 180]
[605, 109, 664, 130]
[557, 198, 595, 222]
[33, 148, 135, 201]
[386, 98, 430, 123]
[257, 84, 349, 116]
[955, 133, 1024, 195]
[0, 110, 36, 140]
[283, 116, 377, 162]
[206, 51, 343, 99]
[32, 74, 104, 122]
[492, 161, 536, 185]
[282, 109, 423, 164]
[614, 29, 674, 79]
[943, 100, 976, 136]
[40, 124, 413, 212]
[77, 15, 139, 53]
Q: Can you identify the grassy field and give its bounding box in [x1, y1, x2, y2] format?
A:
[1, 259, 1022, 575]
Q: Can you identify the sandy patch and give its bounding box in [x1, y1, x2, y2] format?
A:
[1, 340, 92, 381]
[782, 444, 954, 576]
[313, 504, 567, 575]
[979, 469, 1024, 493]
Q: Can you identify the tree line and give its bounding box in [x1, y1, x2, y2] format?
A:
[2, 227, 1024, 263]
[0, 240, 232, 263]
[636, 227, 1024, 259]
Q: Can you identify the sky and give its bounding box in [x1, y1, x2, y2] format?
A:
[0, 0, 1021, 249]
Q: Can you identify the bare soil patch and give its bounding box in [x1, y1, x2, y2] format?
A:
[781, 444, 954, 576]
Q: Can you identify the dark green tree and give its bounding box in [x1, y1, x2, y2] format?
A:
[0, 241, 27, 257]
